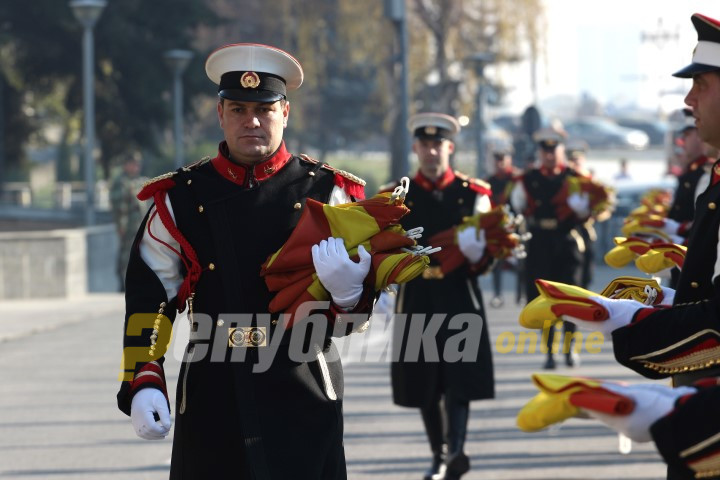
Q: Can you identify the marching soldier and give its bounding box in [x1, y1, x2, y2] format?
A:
[565, 139, 612, 290]
[511, 128, 589, 369]
[116, 43, 374, 479]
[485, 145, 522, 307]
[386, 113, 495, 480]
[559, 13, 720, 479]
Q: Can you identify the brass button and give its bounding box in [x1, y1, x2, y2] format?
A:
[217, 319, 224, 327]
[462, 181, 469, 187]
[187, 179, 192, 185]
[309, 171, 316, 177]
[684, 181, 691, 188]
[407, 201, 414, 207]
[458, 198, 464, 204]
[691, 281, 699, 288]
[208, 263, 216, 271]
[709, 202, 717, 210]
[198, 205, 204, 213]
[293, 202, 302, 210]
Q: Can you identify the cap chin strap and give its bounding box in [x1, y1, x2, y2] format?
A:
[693, 41, 720, 68]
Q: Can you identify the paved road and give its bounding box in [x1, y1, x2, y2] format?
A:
[0, 265, 668, 479]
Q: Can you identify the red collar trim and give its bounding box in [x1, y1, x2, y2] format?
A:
[211, 141, 292, 186]
[688, 155, 711, 172]
[539, 164, 566, 177]
[413, 169, 456, 192]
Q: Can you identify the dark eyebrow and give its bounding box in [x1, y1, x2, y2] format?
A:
[225, 101, 276, 108]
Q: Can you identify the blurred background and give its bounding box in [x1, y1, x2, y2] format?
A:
[0, 0, 716, 298]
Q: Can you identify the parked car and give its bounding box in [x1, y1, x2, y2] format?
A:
[563, 117, 650, 150]
[614, 117, 668, 146]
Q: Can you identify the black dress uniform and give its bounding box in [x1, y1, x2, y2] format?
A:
[601, 12, 720, 480]
[668, 155, 712, 229]
[388, 168, 495, 479]
[611, 160, 720, 479]
[668, 154, 712, 288]
[117, 141, 372, 480]
[514, 164, 585, 366]
[485, 164, 522, 305]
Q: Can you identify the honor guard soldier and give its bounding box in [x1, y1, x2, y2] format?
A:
[565, 139, 610, 291]
[559, 13, 720, 480]
[511, 128, 589, 369]
[384, 113, 495, 480]
[485, 144, 522, 308]
[116, 43, 373, 480]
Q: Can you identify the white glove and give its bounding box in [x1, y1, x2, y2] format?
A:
[562, 295, 645, 335]
[457, 227, 486, 263]
[583, 383, 696, 442]
[312, 237, 372, 308]
[660, 286, 675, 306]
[131, 388, 172, 440]
[567, 192, 590, 217]
[661, 218, 681, 236]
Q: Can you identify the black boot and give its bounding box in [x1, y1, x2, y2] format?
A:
[421, 401, 447, 480]
[562, 321, 580, 367]
[444, 395, 471, 480]
[543, 324, 557, 369]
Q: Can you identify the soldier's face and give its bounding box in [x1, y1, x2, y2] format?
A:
[685, 72, 720, 149]
[539, 145, 562, 170]
[217, 99, 289, 164]
[414, 138, 454, 181]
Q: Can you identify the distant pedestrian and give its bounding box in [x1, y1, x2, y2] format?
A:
[109, 153, 146, 291]
[614, 157, 632, 180]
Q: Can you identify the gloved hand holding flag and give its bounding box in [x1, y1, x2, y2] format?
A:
[429, 205, 530, 275]
[261, 178, 437, 326]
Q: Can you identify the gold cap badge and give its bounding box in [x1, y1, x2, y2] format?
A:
[425, 126, 437, 135]
[240, 71, 261, 89]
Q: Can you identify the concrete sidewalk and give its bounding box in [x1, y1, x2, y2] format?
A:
[0, 265, 668, 479]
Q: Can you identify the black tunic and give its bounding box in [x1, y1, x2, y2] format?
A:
[613, 160, 720, 479]
[118, 147, 369, 480]
[518, 168, 584, 301]
[390, 173, 495, 408]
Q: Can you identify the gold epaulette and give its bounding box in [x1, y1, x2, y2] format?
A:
[141, 171, 177, 189]
[181, 156, 212, 172]
[454, 170, 491, 190]
[299, 153, 319, 164]
[329, 167, 366, 186]
[299, 153, 367, 187]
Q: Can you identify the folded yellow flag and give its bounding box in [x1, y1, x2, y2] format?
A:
[518, 279, 608, 329]
[517, 374, 635, 432]
[599, 276, 664, 305]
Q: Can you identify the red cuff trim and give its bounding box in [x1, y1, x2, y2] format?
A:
[468, 252, 493, 275]
[129, 362, 169, 404]
[678, 221, 692, 236]
[330, 286, 373, 316]
[632, 307, 663, 323]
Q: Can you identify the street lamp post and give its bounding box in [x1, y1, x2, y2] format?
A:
[70, 0, 106, 226]
[384, 0, 410, 179]
[164, 49, 194, 169]
[465, 52, 496, 178]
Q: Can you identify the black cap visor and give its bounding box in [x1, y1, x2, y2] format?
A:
[673, 62, 720, 78]
[218, 89, 285, 103]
